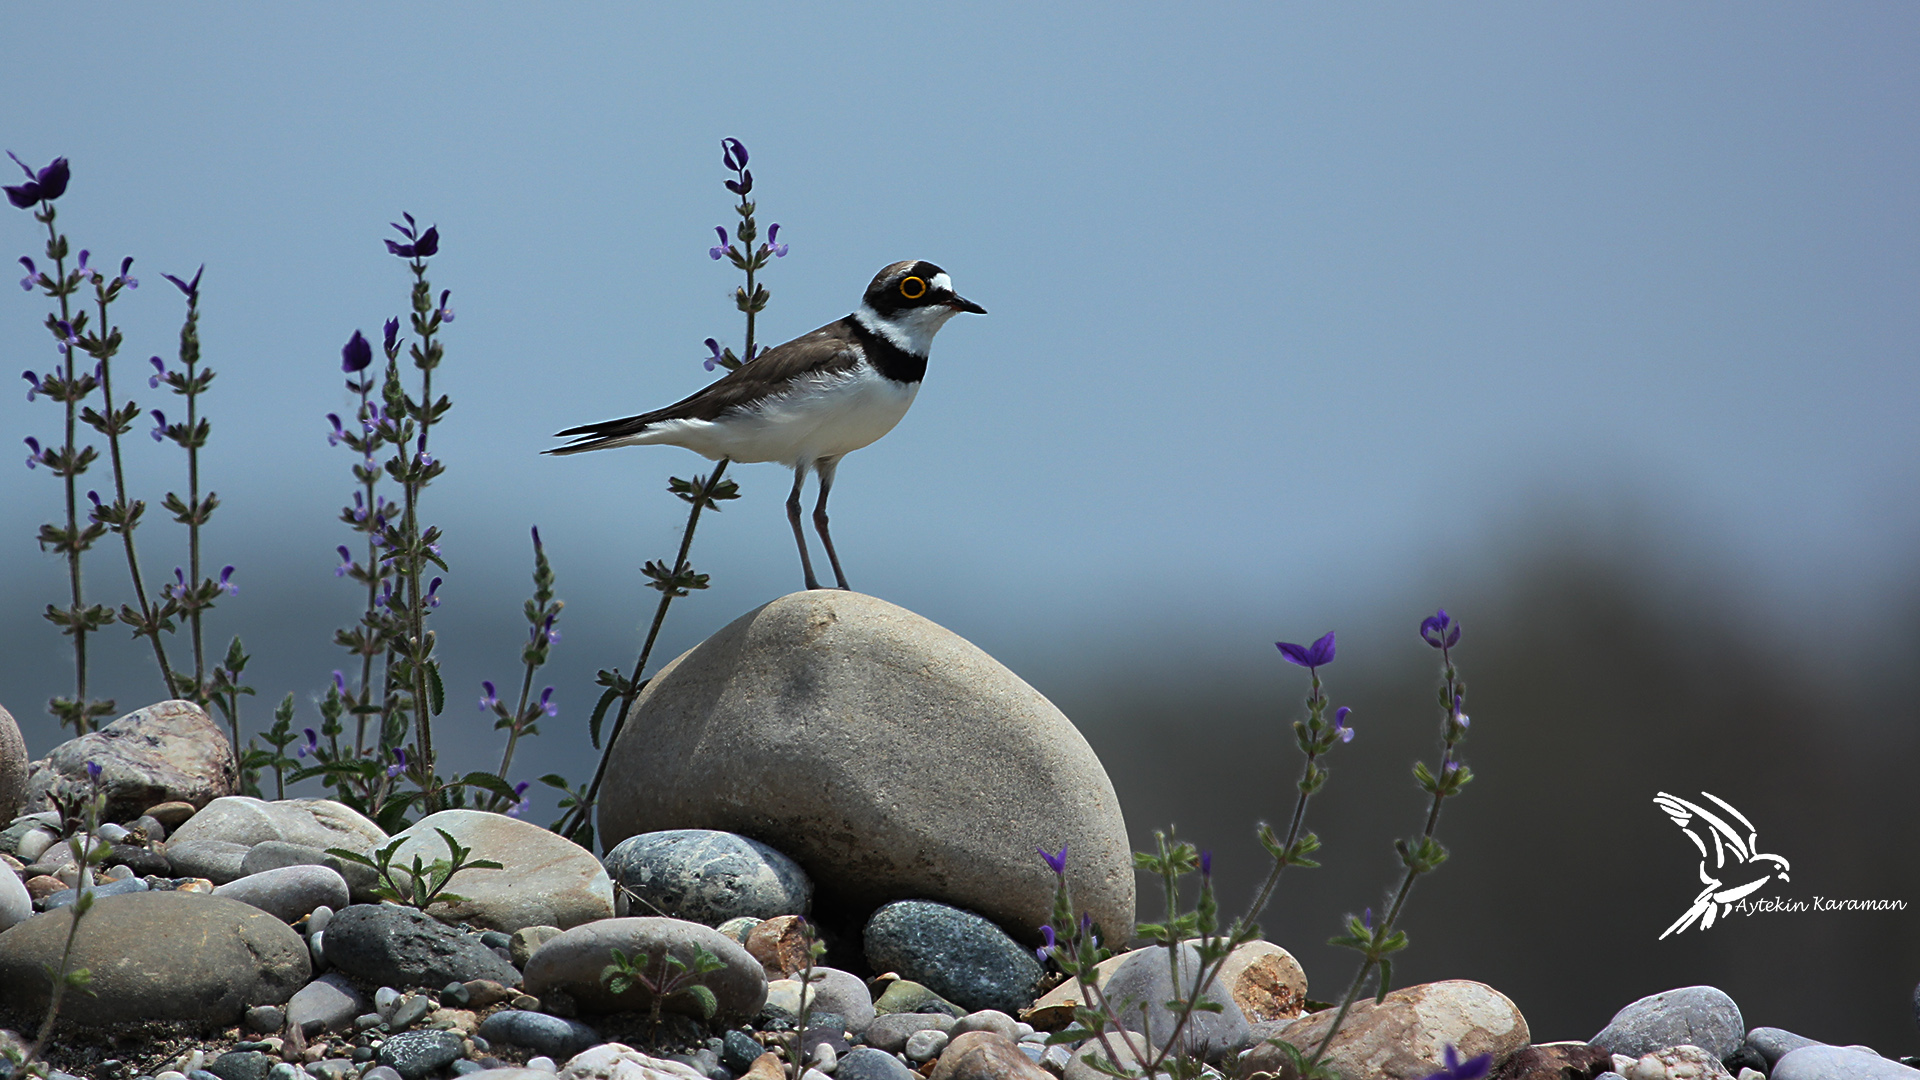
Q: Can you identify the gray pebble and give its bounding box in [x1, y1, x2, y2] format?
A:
[360, 1069, 403, 1080]
[1589, 985, 1743, 1060]
[476, 1009, 603, 1059]
[377, 1030, 465, 1079]
[904, 1030, 949, 1063]
[862, 1014, 956, 1054]
[834, 1048, 919, 1080]
[307, 905, 333, 935]
[207, 1051, 273, 1080]
[865, 901, 1043, 1015]
[266, 1064, 303, 1080]
[1746, 1027, 1823, 1065]
[244, 1005, 285, 1033]
[722, 1030, 766, 1072]
[42, 875, 149, 909]
[389, 993, 433, 1030]
[375, 986, 403, 1019]
[527, 1058, 558, 1073]
[1772, 1045, 1918, 1080]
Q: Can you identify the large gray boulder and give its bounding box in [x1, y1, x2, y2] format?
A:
[0, 702, 27, 822]
[23, 700, 236, 822]
[0, 890, 310, 1025]
[597, 591, 1134, 945]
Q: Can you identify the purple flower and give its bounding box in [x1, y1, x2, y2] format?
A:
[1277, 631, 1336, 671]
[538, 687, 558, 717]
[22, 370, 41, 401]
[341, 330, 373, 373]
[165, 567, 188, 600]
[708, 226, 730, 261]
[1418, 1045, 1492, 1080]
[1362, 907, 1374, 931]
[86, 490, 103, 511]
[1200, 849, 1212, 877]
[436, 289, 454, 323]
[1034, 924, 1057, 962]
[54, 320, 78, 355]
[386, 747, 407, 778]
[23, 436, 40, 469]
[385, 213, 439, 258]
[383, 316, 401, 355]
[1420, 609, 1461, 649]
[150, 408, 167, 441]
[530, 614, 559, 646]
[335, 545, 353, 577]
[217, 566, 238, 596]
[5, 152, 70, 208]
[763, 223, 788, 259]
[726, 169, 753, 196]
[531, 524, 543, 551]
[327, 413, 347, 446]
[703, 338, 724, 371]
[1078, 911, 1097, 949]
[85, 760, 102, 781]
[507, 780, 532, 818]
[332, 670, 348, 696]
[295, 727, 319, 759]
[1038, 844, 1068, 874]
[1333, 705, 1355, 743]
[480, 680, 499, 711]
[148, 356, 166, 389]
[162, 265, 203, 303]
[1452, 694, 1469, 729]
[424, 576, 443, 609]
[74, 250, 97, 284]
[114, 256, 137, 289]
[19, 256, 36, 291]
[721, 138, 748, 171]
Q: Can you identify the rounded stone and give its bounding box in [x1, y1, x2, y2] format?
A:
[214, 864, 352, 922]
[864, 1014, 956, 1054]
[521, 916, 768, 1021]
[605, 829, 812, 925]
[1274, 979, 1528, 1080]
[596, 591, 1134, 945]
[1773, 1045, 1916, 1080]
[865, 901, 1044, 1015]
[0, 702, 27, 822]
[0, 863, 32, 933]
[475, 1009, 604, 1059]
[0, 890, 310, 1025]
[1100, 943, 1248, 1062]
[323, 903, 522, 989]
[166, 840, 254, 884]
[802, 967, 878, 1035]
[242, 840, 380, 902]
[168, 795, 386, 856]
[386, 809, 614, 932]
[836, 1048, 920, 1080]
[287, 972, 369, 1035]
[23, 700, 236, 822]
[378, 1029, 465, 1080]
[1589, 986, 1744, 1061]
[927, 1031, 1050, 1080]
[904, 1030, 950, 1063]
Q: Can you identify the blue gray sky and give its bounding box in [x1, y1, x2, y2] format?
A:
[3, 5, 1915, 842]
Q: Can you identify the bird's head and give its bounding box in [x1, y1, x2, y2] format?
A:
[857, 260, 985, 355]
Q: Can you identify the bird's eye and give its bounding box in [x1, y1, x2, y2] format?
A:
[899, 276, 927, 300]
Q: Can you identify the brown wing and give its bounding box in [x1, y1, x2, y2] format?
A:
[548, 317, 863, 452]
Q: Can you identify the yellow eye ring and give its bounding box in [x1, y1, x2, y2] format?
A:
[899, 276, 927, 299]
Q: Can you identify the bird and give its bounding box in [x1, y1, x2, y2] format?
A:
[548, 260, 984, 591]
[1652, 790, 1791, 938]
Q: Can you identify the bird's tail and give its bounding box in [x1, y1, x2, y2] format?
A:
[545, 414, 658, 456]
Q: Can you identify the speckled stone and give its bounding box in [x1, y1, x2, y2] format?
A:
[865, 901, 1044, 1015]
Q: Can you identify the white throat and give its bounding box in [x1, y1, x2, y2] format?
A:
[855, 302, 959, 357]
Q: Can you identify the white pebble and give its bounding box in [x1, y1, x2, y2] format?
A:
[1015, 1022, 1035, 1038]
[15, 827, 57, 862]
[308, 905, 333, 935]
[904, 1030, 949, 1063]
[1624, 1054, 1667, 1080]
[374, 985, 402, 1019]
[527, 1056, 558, 1072]
[810, 1045, 837, 1073]
[155, 1072, 187, 1080]
[802, 1070, 833, 1080]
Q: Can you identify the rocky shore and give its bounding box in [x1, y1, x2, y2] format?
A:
[0, 593, 1912, 1080]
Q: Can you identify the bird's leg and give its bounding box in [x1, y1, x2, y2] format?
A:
[787, 466, 822, 591]
[812, 457, 850, 591]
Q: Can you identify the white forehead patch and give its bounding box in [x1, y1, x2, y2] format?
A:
[929, 271, 953, 294]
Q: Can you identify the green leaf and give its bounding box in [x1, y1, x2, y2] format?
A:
[458, 771, 521, 803]
[681, 983, 718, 1020]
[1375, 959, 1393, 1003]
[427, 661, 446, 716]
[589, 686, 620, 750]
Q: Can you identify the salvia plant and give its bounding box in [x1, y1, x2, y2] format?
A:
[599, 941, 731, 1026]
[6, 761, 109, 1079]
[1037, 611, 1483, 1080]
[553, 135, 786, 844]
[326, 828, 504, 911]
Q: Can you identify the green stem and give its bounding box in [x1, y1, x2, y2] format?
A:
[96, 285, 176, 698]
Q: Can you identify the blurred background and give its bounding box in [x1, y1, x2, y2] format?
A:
[4, 1, 1916, 1054]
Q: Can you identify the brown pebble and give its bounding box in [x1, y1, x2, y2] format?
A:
[462, 979, 518, 1009]
[746, 915, 813, 978]
[24, 875, 65, 901]
[510, 993, 542, 1011]
[927, 1032, 1049, 1080]
[144, 801, 197, 829]
[743, 1052, 787, 1080]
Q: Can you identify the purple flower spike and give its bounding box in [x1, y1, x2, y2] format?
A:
[386, 747, 407, 778]
[115, 256, 137, 289]
[5, 152, 70, 208]
[1276, 631, 1337, 671]
[725, 169, 753, 196]
[480, 680, 499, 711]
[1039, 844, 1068, 874]
[383, 316, 400, 355]
[150, 409, 167, 441]
[333, 670, 348, 696]
[709, 226, 730, 261]
[19, 256, 36, 291]
[149, 356, 166, 389]
[341, 330, 373, 373]
[161, 265, 203, 303]
[1362, 907, 1373, 931]
[539, 687, 557, 717]
[1419, 1045, 1492, 1080]
[1333, 705, 1355, 743]
[1200, 849, 1212, 877]
[218, 566, 238, 596]
[385, 215, 439, 259]
[1034, 924, 1056, 962]
[335, 545, 353, 577]
[24, 436, 40, 469]
[531, 525, 543, 551]
[765, 223, 788, 258]
[722, 138, 748, 171]
[703, 338, 724, 371]
[1420, 609, 1461, 649]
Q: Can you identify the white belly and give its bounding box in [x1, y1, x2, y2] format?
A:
[638, 362, 920, 466]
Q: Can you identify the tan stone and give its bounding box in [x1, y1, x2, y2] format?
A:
[390, 809, 613, 932]
[929, 1031, 1050, 1080]
[24, 700, 236, 821]
[146, 800, 197, 829]
[741, 1052, 786, 1080]
[596, 592, 1134, 945]
[1215, 942, 1308, 1024]
[1273, 980, 1528, 1080]
[0, 703, 27, 822]
[463, 979, 519, 1008]
[747, 914, 813, 978]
